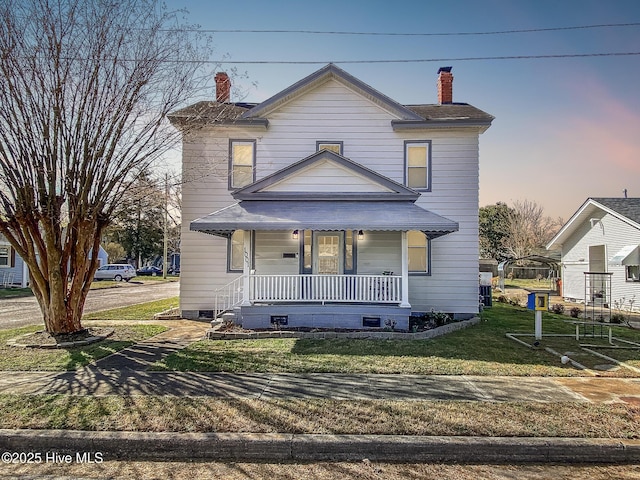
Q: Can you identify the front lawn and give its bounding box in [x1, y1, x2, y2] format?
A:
[0, 324, 167, 371]
[0, 395, 637, 438]
[154, 303, 640, 376]
[82, 297, 179, 321]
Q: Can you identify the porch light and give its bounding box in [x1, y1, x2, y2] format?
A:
[292, 230, 299, 240]
[357, 230, 364, 240]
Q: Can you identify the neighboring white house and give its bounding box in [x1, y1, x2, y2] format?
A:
[0, 234, 27, 287]
[546, 197, 640, 311]
[169, 64, 493, 329]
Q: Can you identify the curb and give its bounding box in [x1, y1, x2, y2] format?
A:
[1, 430, 640, 464]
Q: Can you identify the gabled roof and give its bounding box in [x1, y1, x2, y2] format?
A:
[232, 149, 420, 201]
[241, 63, 424, 121]
[168, 64, 494, 131]
[546, 197, 640, 249]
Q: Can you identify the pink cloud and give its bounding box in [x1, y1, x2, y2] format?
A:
[560, 78, 640, 174]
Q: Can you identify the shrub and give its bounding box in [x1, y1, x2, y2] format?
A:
[496, 295, 508, 304]
[569, 307, 582, 318]
[611, 313, 624, 324]
[427, 309, 451, 327]
[551, 304, 565, 314]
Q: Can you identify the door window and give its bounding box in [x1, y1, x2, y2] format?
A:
[314, 233, 343, 274]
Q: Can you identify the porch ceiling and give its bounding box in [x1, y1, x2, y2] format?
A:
[191, 200, 458, 238]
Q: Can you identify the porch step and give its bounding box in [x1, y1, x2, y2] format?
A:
[212, 310, 240, 328]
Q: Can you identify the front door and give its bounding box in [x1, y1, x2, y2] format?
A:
[313, 232, 343, 275]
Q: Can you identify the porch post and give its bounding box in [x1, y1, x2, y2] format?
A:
[400, 231, 411, 308]
[242, 230, 252, 306]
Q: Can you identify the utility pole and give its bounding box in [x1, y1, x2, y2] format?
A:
[163, 172, 168, 279]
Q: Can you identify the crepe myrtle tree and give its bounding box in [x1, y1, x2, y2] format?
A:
[0, 0, 211, 334]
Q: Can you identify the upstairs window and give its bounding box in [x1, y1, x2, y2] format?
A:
[405, 141, 431, 190]
[407, 230, 430, 274]
[316, 141, 343, 155]
[229, 140, 255, 189]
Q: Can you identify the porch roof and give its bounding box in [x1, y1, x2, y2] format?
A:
[191, 200, 458, 238]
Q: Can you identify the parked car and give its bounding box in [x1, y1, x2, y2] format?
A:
[93, 264, 137, 282]
[136, 265, 163, 276]
[168, 265, 180, 275]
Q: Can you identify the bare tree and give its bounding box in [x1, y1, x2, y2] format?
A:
[503, 199, 563, 259]
[0, 0, 208, 334]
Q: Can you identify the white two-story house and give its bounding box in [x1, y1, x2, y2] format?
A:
[169, 64, 493, 330]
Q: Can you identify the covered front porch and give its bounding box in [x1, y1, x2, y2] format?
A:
[192, 201, 458, 329]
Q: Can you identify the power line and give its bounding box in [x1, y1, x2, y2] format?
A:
[210, 52, 640, 65]
[169, 22, 640, 37]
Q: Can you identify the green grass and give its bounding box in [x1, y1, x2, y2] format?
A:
[0, 287, 33, 298]
[0, 324, 167, 371]
[0, 395, 637, 438]
[154, 303, 640, 376]
[82, 296, 179, 321]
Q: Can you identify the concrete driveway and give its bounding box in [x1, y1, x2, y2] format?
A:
[0, 280, 179, 329]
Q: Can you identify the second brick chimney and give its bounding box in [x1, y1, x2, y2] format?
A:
[437, 67, 453, 104]
[215, 72, 230, 103]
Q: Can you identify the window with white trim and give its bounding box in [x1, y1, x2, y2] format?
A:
[408, 231, 430, 274]
[405, 141, 430, 190]
[229, 230, 245, 272]
[229, 140, 255, 189]
[316, 141, 343, 155]
[626, 265, 640, 282]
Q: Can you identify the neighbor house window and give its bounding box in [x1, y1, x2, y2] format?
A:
[404, 141, 431, 190]
[0, 246, 9, 267]
[229, 140, 255, 189]
[626, 265, 640, 282]
[408, 230, 430, 274]
[228, 230, 245, 272]
[316, 141, 343, 155]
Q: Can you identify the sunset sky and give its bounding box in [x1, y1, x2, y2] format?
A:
[166, 0, 640, 220]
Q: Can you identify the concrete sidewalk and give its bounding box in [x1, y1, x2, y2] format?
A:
[3, 370, 640, 404]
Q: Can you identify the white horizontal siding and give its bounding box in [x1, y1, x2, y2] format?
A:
[254, 231, 300, 275]
[262, 160, 392, 193]
[357, 231, 402, 275]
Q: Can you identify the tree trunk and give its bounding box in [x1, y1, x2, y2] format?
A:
[8, 213, 103, 335]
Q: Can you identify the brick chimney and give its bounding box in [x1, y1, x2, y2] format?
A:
[215, 72, 230, 103]
[437, 66, 453, 104]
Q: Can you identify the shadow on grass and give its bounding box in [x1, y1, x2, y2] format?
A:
[62, 340, 136, 371]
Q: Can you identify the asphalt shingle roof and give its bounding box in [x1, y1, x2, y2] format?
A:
[169, 100, 492, 125]
[592, 197, 640, 225]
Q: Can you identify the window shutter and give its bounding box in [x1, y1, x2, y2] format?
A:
[10, 248, 15, 268]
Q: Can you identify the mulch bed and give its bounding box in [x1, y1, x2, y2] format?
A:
[7, 327, 115, 349]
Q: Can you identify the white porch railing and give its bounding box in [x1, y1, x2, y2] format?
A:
[214, 274, 244, 317]
[250, 274, 402, 304]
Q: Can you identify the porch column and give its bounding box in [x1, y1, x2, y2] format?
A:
[400, 231, 411, 308]
[242, 230, 252, 306]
